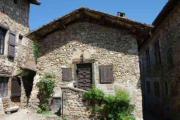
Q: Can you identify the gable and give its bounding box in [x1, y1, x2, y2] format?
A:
[27, 7, 152, 45]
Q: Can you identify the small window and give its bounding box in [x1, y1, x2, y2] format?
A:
[14, 0, 18, 4]
[0, 28, 6, 55]
[62, 68, 72, 82]
[99, 65, 113, 84]
[0, 77, 8, 97]
[19, 35, 23, 43]
[146, 81, 151, 94]
[154, 82, 160, 97]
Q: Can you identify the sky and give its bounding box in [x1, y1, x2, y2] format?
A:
[29, 0, 168, 30]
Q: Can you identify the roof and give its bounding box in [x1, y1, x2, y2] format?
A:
[28, 0, 40, 5]
[153, 0, 179, 26]
[27, 7, 152, 43]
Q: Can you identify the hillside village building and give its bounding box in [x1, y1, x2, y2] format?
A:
[27, 7, 152, 119]
[0, 0, 179, 120]
[0, 0, 39, 113]
[139, 0, 180, 120]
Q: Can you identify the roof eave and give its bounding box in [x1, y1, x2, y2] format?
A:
[29, 0, 41, 5]
[27, 7, 152, 41]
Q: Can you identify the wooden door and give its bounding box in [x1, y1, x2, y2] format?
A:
[76, 63, 92, 90]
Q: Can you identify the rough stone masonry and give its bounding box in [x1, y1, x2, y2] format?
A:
[29, 19, 147, 120]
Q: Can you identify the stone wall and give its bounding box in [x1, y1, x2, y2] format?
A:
[0, 0, 30, 26]
[0, 5, 35, 113]
[139, 3, 180, 120]
[0, 12, 35, 74]
[32, 22, 143, 120]
[61, 87, 93, 120]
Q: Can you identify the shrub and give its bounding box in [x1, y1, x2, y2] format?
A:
[83, 88, 135, 120]
[36, 73, 56, 112]
[37, 107, 43, 113]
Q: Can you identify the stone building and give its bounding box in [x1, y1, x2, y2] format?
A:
[0, 0, 40, 113]
[139, 0, 180, 120]
[27, 7, 152, 119]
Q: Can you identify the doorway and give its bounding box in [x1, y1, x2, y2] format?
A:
[76, 63, 92, 90]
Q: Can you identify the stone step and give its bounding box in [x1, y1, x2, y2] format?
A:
[5, 106, 19, 114]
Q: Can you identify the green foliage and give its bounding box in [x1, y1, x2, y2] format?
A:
[83, 88, 135, 120]
[63, 117, 68, 120]
[36, 73, 56, 112]
[83, 87, 104, 102]
[33, 40, 38, 63]
[36, 107, 43, 113]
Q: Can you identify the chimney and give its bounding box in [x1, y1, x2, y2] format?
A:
[117, 12, 125, 18]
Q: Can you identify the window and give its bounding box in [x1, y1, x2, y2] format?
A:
[62, 68, 72, 82]
[146, 48, 150, 68]
[0, 77, 8, 97]
[0, 28, 6, 55]
[19, 34, 23, 43]
[167, 48, 173, 68]
[8, 33, 16, 61]
[154, 40, 161, 65]
[99, 65, 113, 84]
[146, 81, 151, 94]
[154, 82, 160, 97]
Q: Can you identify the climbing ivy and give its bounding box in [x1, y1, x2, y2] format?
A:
[33, 40, 38, 63]
[36, 73, 56, 112]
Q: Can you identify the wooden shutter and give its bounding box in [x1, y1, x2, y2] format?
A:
[99, 65, 113, 84]
[8, 33, 16, 58]
[11, 77, 21, 97]
[62, 68, 72, 82]
[0, 28, 6, 54]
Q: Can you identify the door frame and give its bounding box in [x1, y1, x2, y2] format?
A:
[73, 60, 95, 88]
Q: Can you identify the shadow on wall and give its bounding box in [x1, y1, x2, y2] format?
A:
[21, 69, 36, 105]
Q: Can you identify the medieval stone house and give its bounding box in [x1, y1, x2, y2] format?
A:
[0, 0, 40, 113]
[27, 7, 152, 119]
[139, 0, 180, 120]
[0, 0, 179, 120]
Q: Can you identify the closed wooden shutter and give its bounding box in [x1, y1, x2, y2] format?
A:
[8, 33, 16, 58]
[11, 77, 21, 97]
[0, 28, 6, 54]
[62, 68, 72, 82]
[99, 65, 113, 84]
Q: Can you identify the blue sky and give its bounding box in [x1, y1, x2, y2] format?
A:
[29, 0, 168, 30]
